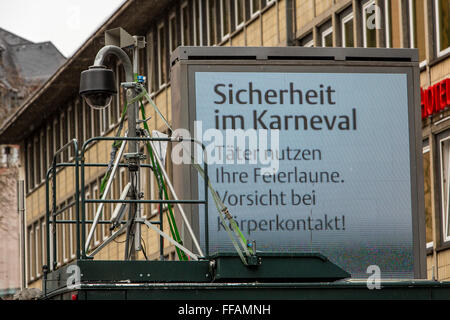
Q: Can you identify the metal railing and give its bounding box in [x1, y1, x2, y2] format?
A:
[44, 137, 210, 272]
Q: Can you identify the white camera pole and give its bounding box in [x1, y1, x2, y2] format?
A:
[87, 40, 142, 260]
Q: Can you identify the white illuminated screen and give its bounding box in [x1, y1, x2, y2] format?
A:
[194, 71, 413, 279]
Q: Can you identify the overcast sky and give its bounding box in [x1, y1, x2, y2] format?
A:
[0, 0, 126, 57]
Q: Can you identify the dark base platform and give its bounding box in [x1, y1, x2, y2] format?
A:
[42, 253, 450, 300]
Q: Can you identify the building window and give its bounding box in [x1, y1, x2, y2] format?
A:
[63, 204, 70, 262]
[146, 32, 155, 93]
[250, 0, 260, 17]
[27, 141, 34, 191]
[169, 12, 177, 53]
[362, 0, 377, 48]
[100, 103, 109, 135]
[83, 101, 92, 141]
[41, 219, 46, 268]
[117, 64, 126, 115]
[194, 0, 203, 46]
[33, 136, 40, 185]
[321, 27, 333, 47]
[75, 100, 84, 147]
[70, 200, 78, 256]
[68, 105, 76, 160]
[40, 129, 46, 182]
[85, 189, 91, 245]
[93, 183, 101, 246]
[235, 0, 244, 29]
[56, 204, 62, 266]
[104, 182, 112, 239]
[439, 133, 450, 243]
[61, 111, 68, 162]
[91, 110, 101, 138]
[220, 0, 231, 40]
[181, 2, 190, 46]
[423, 142, 433, 248]
[385, 0, 392, 47]
[435, 0, 450, 56]
[384, 0, 401, 48]
[342, 12, 354, 48]
[409, 0, 427, 63]
[108, 89, 117, 130]
[299, 33, 314, 47]
[207, 0, 217, 45]
[27, 226, 34, 281]
[46, 124, 53, 170]
[53, 118, 60, 157]
[35, 222, 41, 277]
[157, 22, 167, 88]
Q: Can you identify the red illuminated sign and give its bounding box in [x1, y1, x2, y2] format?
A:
[421, 78, 450, 119]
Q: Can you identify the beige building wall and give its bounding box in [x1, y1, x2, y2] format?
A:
[19, 0, 450, 286]
[0, 165, 20, 294]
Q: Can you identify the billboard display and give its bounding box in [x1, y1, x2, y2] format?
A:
[171, 47, 424, 279]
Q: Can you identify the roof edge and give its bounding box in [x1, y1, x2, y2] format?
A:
[0, 0, 134, 140]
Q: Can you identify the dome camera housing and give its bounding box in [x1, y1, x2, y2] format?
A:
[79, 65, 117, 110]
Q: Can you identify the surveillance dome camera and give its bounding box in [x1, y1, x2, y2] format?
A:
[79, 65, 117, 110]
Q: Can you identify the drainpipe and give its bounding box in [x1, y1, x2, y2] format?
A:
[17, 180, 26, 289]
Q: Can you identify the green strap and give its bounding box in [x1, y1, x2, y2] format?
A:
[139, 100, 187, 261]
[99, 91, 146, 198]
[99, 89, 187, 261]
[138, 84, 254, 258]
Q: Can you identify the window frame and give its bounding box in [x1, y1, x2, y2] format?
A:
[250, 0, 261, 18]
[33, 135, 40, 186]
[157, 21, 167, 89]
[408, 0, 427, 67]
[67, 104, 75, 160]
[169, 11, 177, 53]
[35, 223, 41, 278]
[27, 141, 33, 191]
[91, 108, 100, 138]
[435, 0, 450, 57]
[321, 26, 333, 47]
[181, 1, 190, 46]
[59, 111, 68, 162]
[40, 128, 46, 183]
[438, 131, 450, 244]
[146, 31, 155, 93]
[62, 205, 69, 263]
[45, 123, 54, 178]
[60, 111, 67, 162]
[93, 183, 101, 246]
[385, 0, 392, 48]
[100, 108, 107, 136]
[207, 0, 217, 46]
[28, 225, 35, 281]
[83, 100, 91, 141]
[41, 219, 47, 270]
[235, 0, 245, 30]
[220, 0, 231, 41]
[362, 0, 377, 48]
[104, 181, 113, 240]
[85, 189, 91, 249]
[341, 12, 354, 48]
[423, 141, 433, 249]
[194, 0, 204, 46]
[75, 100, 84, 146]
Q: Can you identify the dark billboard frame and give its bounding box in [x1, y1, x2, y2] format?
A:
[170, 46, 425, 278]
